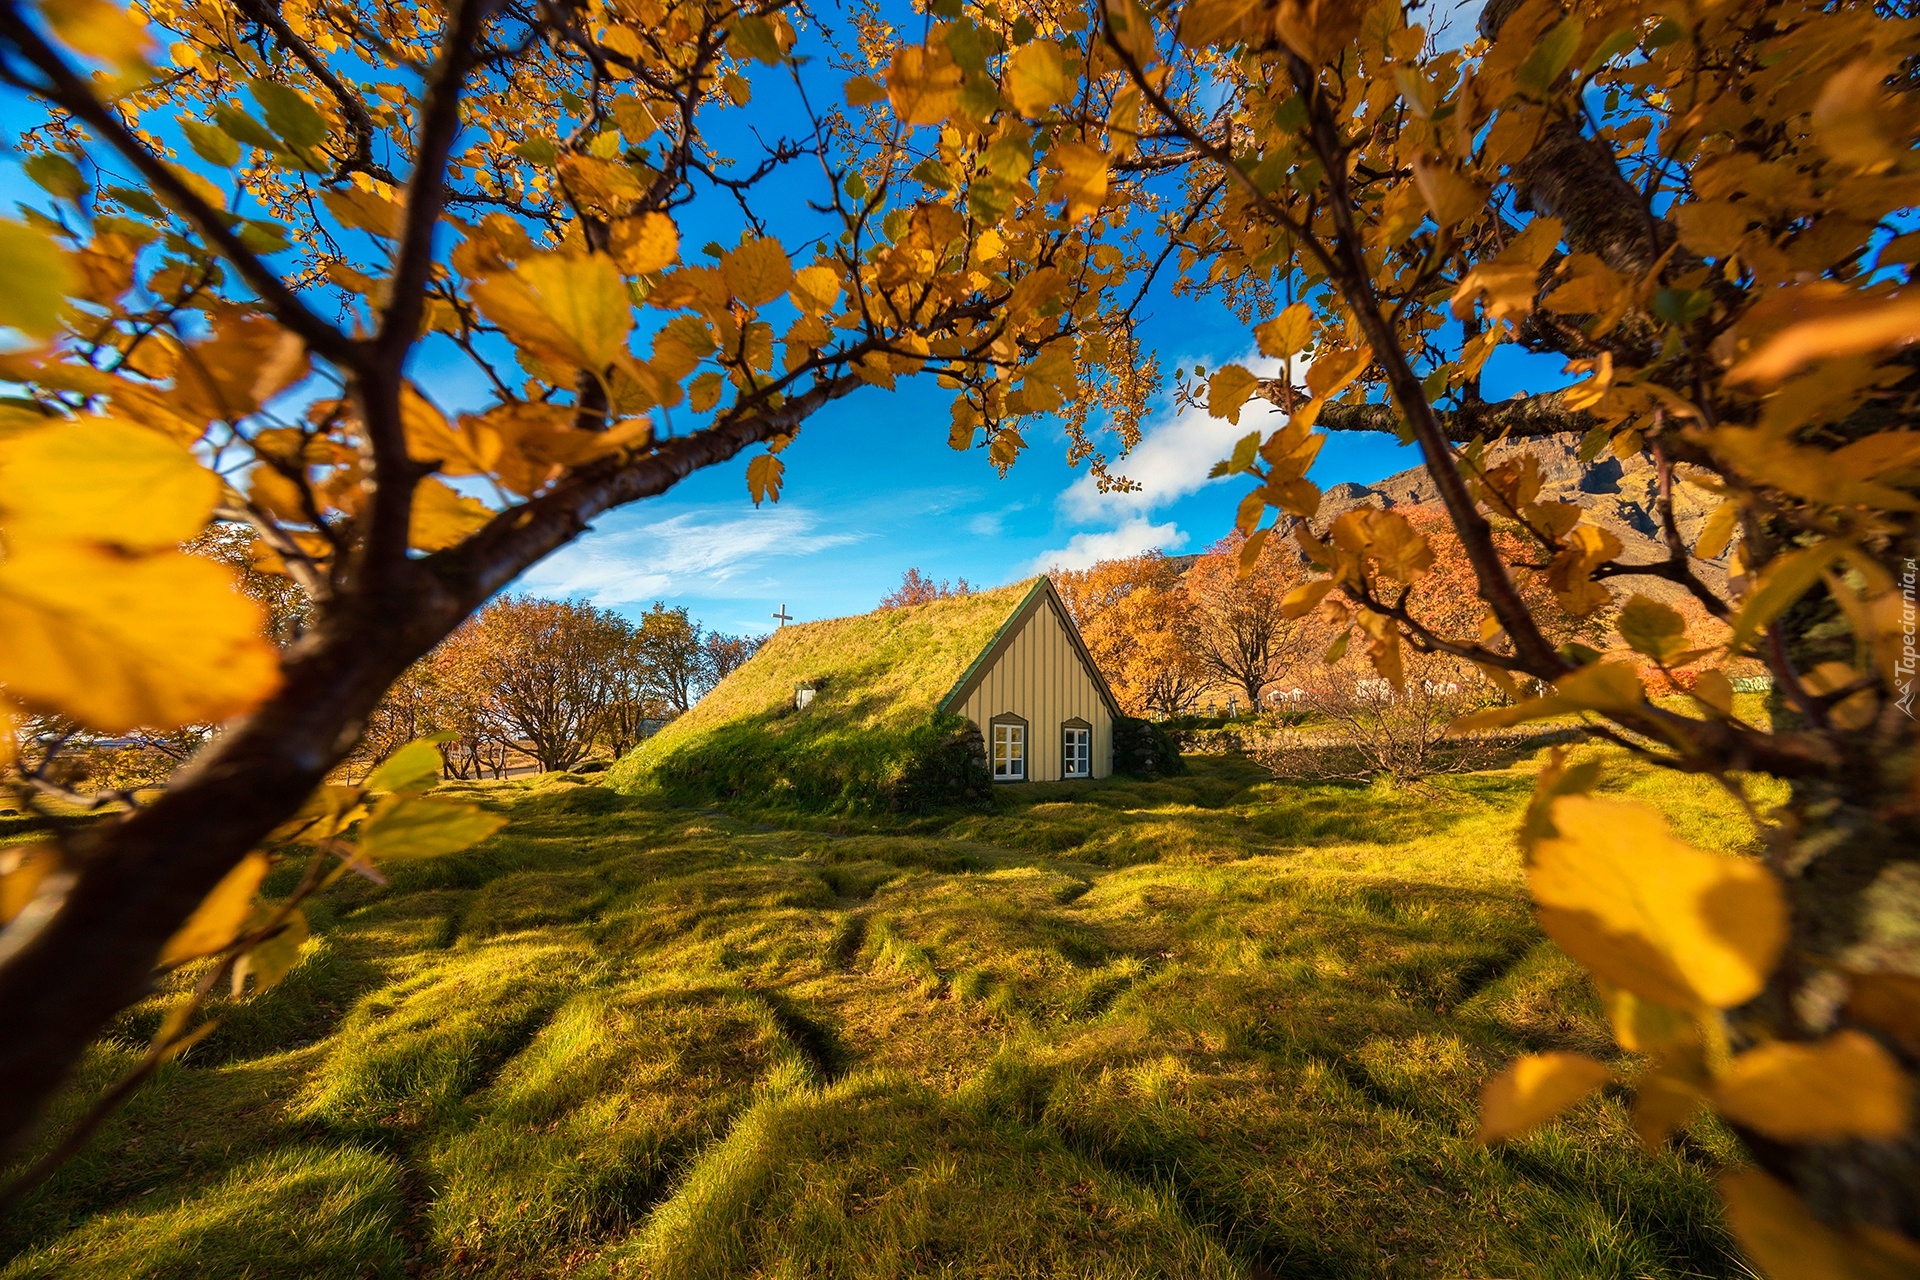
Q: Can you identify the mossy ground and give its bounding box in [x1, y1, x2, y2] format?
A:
[2, 748, 1776, 1278]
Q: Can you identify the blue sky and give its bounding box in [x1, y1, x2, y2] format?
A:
[512, 312, 1434, 635]
[2, 0, 1563, 638]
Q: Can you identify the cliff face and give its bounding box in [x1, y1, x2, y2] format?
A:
[1314, 434, 1731, 613]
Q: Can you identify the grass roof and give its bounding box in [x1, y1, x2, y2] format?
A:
[608, 579, 1043, 808]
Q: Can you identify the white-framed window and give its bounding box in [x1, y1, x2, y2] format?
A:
[1062, 724, 1091, 778]
[991, 719, 1026, 781]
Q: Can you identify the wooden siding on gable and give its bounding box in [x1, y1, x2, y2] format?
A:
[952, 589, 1115, 780]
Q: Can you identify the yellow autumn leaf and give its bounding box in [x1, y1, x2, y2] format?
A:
[158, 851, 269, 966]
[1726, 293, 1920, 388]
[357, 794, 508, 861]
[1714, 1030, 1912, 1141]
[1719, 1168, 1920, 1280]
[720, 237, 793, 308]
[1329, 507, 1433, 582]
[1691, 668, 1734, 717]
[40, 0, 152, 69]
[232, 907, 308, 996]
[1616, 594, 1690, 664]
[1357, 608, 1405, 688]
[1177, 0, 1257, 49]
[610, 212, 679, 275]
[1597, 980, 1699, 1054]
[598, 95, 650, 143]
[173, 312, 309, 423]
[0, 220, 78, 339]
[1559, 351, 1614, 412]
[1672, 201, 1753, 260]
[790, 263, 841, 316]
[0, 416, 218, 550]
[1453, 659, 1647, 731]
[886, 43, 962, 126]
[1451, 221, 1563, 323]
[1207, 364, 1262, 424]
[1051, 142, 1108, 221]
[401, 386, 498, 476]
[366, 736, 451, 793]
[409, 477, 493, 552]
[1305, 345, 1369, 399]
[1530, 795, 1787, 1011]
[843, 74, 887, 107]
[0, 542, 281, 732]
[746, 453, 784, 506]
[0, 841, 57, 927]
[471, 252, 633, 371]
[1256, 303, 1313, 360]
[1846, 972, 1920, 1052]
[1281, 578, 1335, 619]
[1411, 154, 1487, 229]
[1542, 253, 1632, 330]
[1729, 541, 1850, 650]
[1694, 498, 1739, 560]
[1006, 40, 1070, 116]
[1802, 661, 1878, 730]
[1477, 1051, 1611, 1142]
[1633, 1071, 1705, 1150]
[1547, 523, 1623, 617]
[1814, 59, 1903, 174]
[320, 188, 402, 238]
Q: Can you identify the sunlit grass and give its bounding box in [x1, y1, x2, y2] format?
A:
[2, 747, 1771, 1278]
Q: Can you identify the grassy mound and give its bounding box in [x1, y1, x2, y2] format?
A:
[2, 755, 1777, 1278]
[607, 582, 1039, 810]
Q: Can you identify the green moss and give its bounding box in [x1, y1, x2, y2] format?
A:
[295, 936, 596, 1134]
[4, 747, 1770, 1278]
[427, 981, 800, 1266]
[597, 1070, 1244, 1280]
[0, 1145, 407, 1280]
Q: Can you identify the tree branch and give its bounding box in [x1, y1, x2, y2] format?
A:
[377, 0, 497, 355]
[0, 8, 359, 369]
[1259, 385, 1600, 441]
[0, 375, 859, 1163]
[1286, 51, 1567, 679]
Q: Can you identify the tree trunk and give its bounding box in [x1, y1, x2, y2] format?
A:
[0, 587, 457, 1160]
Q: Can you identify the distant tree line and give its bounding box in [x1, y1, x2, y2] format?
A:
[879, 568, 973, 609]
[1051, 537, 1310, 717]
[7, 586, 760, 799]
[360, 597, 762, 776]
[1052, 514, 1619, 721]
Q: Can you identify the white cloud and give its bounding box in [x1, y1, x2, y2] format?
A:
[516, 505, 863, 607]
[1059, 350, 1287, 522]
[966, 511, 1005, 537]
[1025, 517, 1188, 573]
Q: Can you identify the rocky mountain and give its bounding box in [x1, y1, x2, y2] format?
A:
[1315, 434, 1730, 613]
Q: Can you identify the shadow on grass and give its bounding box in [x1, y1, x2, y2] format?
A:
[4, 754, 1754, 1280]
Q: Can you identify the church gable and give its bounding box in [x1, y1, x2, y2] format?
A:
[942, 579, 1119, 782]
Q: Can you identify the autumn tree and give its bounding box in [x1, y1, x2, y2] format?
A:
[468, 596, 629, 772]
[0, 0, 1161, 1165]
[878, 566, 974, 608]
[596, 626, 669, 760]
[701, 630, 762, 685]
[633, 601, 708, 715]
[1052, 552, 1206, 715]
[949, 0, 1920, 1261]
[185, 523, 312, 647]
[1183, 531, 1307, 707]
[356, 654, 447, 773]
